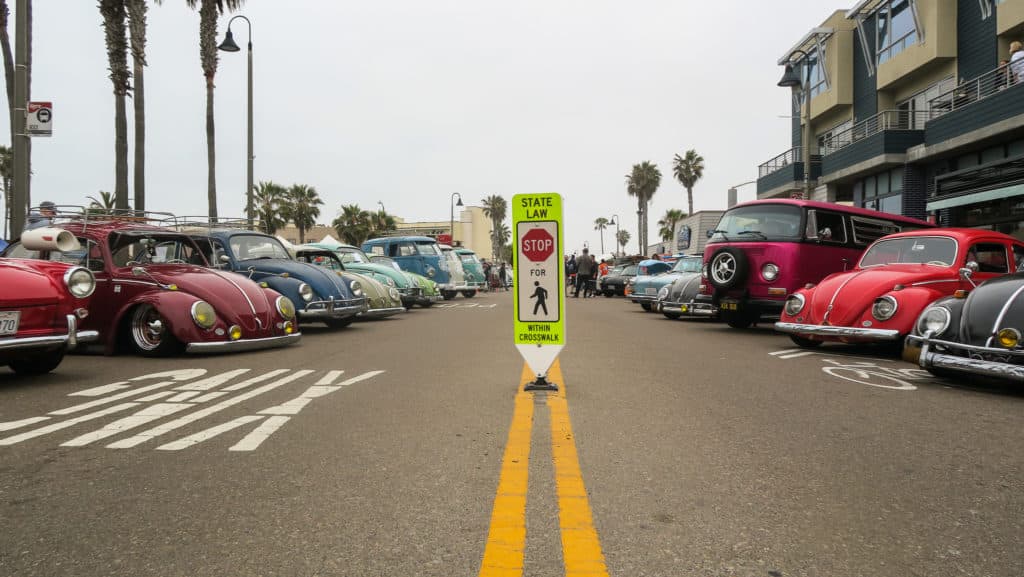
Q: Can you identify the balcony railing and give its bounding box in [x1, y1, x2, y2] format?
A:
[928, 63, 1017, 116]
[758, 147, 801, 178]
[819, 109, 935, 156]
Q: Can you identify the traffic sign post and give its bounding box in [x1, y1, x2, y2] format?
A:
[512, 192, 564, 391]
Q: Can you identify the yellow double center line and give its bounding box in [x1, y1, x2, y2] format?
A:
[478, 359, 609, 577]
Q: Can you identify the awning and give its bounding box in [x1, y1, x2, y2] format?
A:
[845, 0, 885, 19]
[777, 27, 834, 65]
[926, 183, 1024, 211]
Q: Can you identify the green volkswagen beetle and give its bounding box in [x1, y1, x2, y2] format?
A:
[304, 241, 425, 308]
[295, 248, 406, 320]
[370, 255, 443, 307]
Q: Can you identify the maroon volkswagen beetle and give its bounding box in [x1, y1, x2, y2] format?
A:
[1, 228, 100, 374]
[4, 218, 301, 356]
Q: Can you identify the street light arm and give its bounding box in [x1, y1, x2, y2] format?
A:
[226, 15, 253, 46]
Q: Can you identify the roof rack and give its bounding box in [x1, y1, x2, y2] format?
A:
[168, 216, 259, 232]
[27, 205, 183, 233]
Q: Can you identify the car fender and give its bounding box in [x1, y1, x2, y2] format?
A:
[859, 286, 949, 335]
[252, 274, 307, 307]
[108, 290, 204, 353]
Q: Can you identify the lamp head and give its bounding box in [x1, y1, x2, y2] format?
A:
[456, 197, 464, 207]
[777, 63, 802, 88]
[218, 29, 241, 52]
[608, 218, 616, 225]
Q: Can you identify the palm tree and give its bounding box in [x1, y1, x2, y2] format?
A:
[185, 0, 244, 220]
[616, 229, 631, 255]
[626, 161, 661, 255]
[126, 0, 150, 212]
[491, 222, 510, 256]
[657, 208, 686, 243]
[481, 194, 507, 260]
[368, 208, 396, 239]
[593, 217, 609, 254]
[87, 190, 117, 215]
[0, 144, 10, 238]
[0, 1, 14, 152]
[286, 184, 322, 244]
[672, 149, 705, 218]
[99, 0, 130, 210]
[333, 204, 371, 246]
[252, 180, 286, 235]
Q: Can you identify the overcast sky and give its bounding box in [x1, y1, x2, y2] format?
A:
[9, 0, 828, 252]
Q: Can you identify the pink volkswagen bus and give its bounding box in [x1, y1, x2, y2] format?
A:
[698, 199, 932, 329]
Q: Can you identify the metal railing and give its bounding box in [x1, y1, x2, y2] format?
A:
[758, 147, 802, 178]
[928, 63, 1019, 116]
[819, 109, 936, 156]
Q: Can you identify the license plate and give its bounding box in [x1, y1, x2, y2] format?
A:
[720, 301, 738, 311]
[645, 288, 657, 295]
[0, 311, 20, 336]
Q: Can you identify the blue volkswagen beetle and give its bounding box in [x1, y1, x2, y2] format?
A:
[192, 231, 367, 328]
[362, 236, 455, 295]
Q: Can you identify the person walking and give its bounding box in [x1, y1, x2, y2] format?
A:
[575, 248, 595, 298]
[498, 262, 508, 291]
[566, 254, 577, 290]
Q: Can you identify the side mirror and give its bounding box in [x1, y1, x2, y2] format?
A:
[219, 254, 231, 263]
[965, 260, 979, 273]
[706, 229, 714, 239]
[132, 266, 145, 277]
[959, 266, 978, 288]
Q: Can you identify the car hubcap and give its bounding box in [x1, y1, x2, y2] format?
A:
[132, 306, 165, 350]
[711, 253, 736, 284]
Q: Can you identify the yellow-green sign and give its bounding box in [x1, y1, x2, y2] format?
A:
[512, 193, 564, 377]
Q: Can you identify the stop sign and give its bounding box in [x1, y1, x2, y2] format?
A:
[521, 228, 555, 262]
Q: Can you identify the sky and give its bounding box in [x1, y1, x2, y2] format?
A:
[6, 0, 830, 253]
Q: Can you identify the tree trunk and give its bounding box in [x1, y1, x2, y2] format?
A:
[687, 186, 693, 220]
[299, 226, 305, 244]
[205, 79, 217, 220]
[114, 91, 128, 209]
[132, 49, 144, 212]
[0, 1, 14, 153]
[23, 0, 29, 209]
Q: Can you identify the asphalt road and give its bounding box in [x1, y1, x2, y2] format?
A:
[1, 291, 1022, 577]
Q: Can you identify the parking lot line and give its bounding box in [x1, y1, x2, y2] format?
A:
[478, 365, 534, 577]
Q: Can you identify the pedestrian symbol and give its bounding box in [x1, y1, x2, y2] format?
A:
[530, 281, 549, 316]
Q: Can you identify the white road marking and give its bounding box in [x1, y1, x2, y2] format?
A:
[230, 416, 291, 452]
[769, 349, 802, 356]
[778, 351, 819, 359]
[61, 403, 194, 447]
[221, 369, 291, 391]
[260, 398, 311, 415]
[0, 403, 139, 446]
[106, 370, 314, 449]
[191, 391, 229, 403]
[476, 303, 497, 308]
[299, 385, 341, 399]
[175, 369, 251, 391]
[155, 415, 265, 451]
[336, 370, 386, 388]
[48, 381, 177, 416]
[137, 391, 177, 402]
[0, 416, 49, 432]
[69, 382, 131, 397]
[167, 391, 203, 402]
[130, 369, 207, 382]
[316, 370, 344, 386]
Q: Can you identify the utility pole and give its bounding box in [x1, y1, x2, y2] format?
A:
[11, 0, 29, 235]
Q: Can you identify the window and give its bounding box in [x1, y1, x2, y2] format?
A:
[1014, 245, 1024, 272]
[808, 46, 828, 98]
[967, 243, 1009, 273]
[805, 211, 847, 244]
[857, 168, 904, 215]
[898, 77, 954, 128]
[850, 216, 904, 246]
[395, 243, 416, 257]
[861, 236, 957, 267]
[818, 120, 853, 155]
[877, 0, 918, 64]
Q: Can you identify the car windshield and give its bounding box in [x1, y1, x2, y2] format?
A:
[673, 258, 702, 273]
[459, 254, 479, 264]
[299, 252, 343, 271]
[859, 236, 958, 268]
[623, 265, 638, 276]
[416, 242, 441, 256]
[372, 256, 404, 271]
[337, 248, 370, 264]
[230, 234, 292, 261]
[711, 204, 802, 241]
[109, 233, 205, 267]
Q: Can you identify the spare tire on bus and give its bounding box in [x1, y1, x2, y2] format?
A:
[707, 247, 748, 290]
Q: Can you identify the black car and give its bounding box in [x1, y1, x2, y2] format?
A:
[598, 264, 637, 297]
[906, 270, 1024, 382]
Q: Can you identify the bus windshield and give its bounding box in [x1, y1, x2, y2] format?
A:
[711, 204, 802, 241]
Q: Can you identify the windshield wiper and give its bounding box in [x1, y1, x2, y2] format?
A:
[737, 230, 767, 239]
[708, 229, 730, 241]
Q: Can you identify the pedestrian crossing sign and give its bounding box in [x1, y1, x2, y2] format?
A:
[512, 193, 565, 378]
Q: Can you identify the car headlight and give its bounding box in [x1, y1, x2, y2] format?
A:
[657, 286, 670, 300]
[384, 276, 396, 287]
[701, 265, 708, 279]
[917, 306, 950, 336]
[350, 280, 363, 296]
[784, 294, 805, 316]
[298, 282, 314, 302]
[997, 328, 1020, 349]
[426, 265, 436, 278]
[64, 266, 96, 299]
[190, 300, 217, 329]
[871, 295, 898, 321]
[389, 287, 400, 301]
[762, 263, 780, 282]
[276, 295, 296, 319]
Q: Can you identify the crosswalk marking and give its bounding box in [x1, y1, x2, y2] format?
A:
[49, 381, 177, 416]
[61, 403, 193, 447]
[176, 369, 251, 391]
[69, 382, 131, 397]
[156, 416, 265, 451]
[0, 403, 140, 446]
[0, 416, 49, 432]
[230, 416, 291, 452]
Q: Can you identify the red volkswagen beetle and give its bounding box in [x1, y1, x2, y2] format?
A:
[1, 228, 100, 374]
[4, 217, 301, 356]
[775, 228, 1024, 352]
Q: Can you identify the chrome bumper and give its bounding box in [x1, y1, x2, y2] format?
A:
[774, 322, 900, 340]
[660, 301, 717, 317]
[632, 293, 660, 303]
[906, 334, 1024, 382]
[419, 294, 444, 303]
[186, 332, 302, 354]
[0, 314, 99, 353]
[357, 306, 407, 319]
[299, 298, 367, 319]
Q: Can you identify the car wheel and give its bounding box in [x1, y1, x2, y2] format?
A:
[324, 318, 354, 329]
[641, 303, 652, 311]
[128, 304, 183, 357]
[663, 312, 681, 320]
[9, 350, 66, 375]
[707, 248, 749, 291]
[442, 290, 458, 300]
[722, 310, 754, 329]
[461, 290, 476, 298]
[789, 335, 823, 349]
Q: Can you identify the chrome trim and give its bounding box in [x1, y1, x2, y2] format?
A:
[63, 266, 96, 298]
[823, 269, 867, 324]
[774, 322, 900, 340]
[357, 306, 407, 319]
[0, 314, 98, 352]
[910, 278, 961, 287]
[872, 295, 899, 321]
[986, 283, 1024, 348]
[909, 335, 1024, 382]
[185, 332, 301, 354]
[660, 301, 717, 317]
[907, 334, 1024, 358]
[299, 297, 367, 319]
[216, 270, 259, 318]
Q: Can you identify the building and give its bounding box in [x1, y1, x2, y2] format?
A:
[757, 0, 1024, 239]
[645, 210, 725, 256]
[278, 224, 335, 245]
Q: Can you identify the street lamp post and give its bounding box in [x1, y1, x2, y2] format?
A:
[609, 214, 620, 256]
[450, 192, 463, 245]
[728, 180, 756, 206]
[777, 50, 814, 200]
[218, 15, 254, 228]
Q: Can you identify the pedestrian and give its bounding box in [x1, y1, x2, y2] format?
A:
[1010, 41, 1024, 84]
[481, 259, 492, 291]
[575, 248, 595, 298]
[566, 254, 577, 289]
[24, 201, 57, 232]
[498, 262, 508, 291]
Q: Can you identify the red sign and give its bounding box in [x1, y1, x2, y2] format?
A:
[436, 233, 452, 245]
[521, 228, 554, 262]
